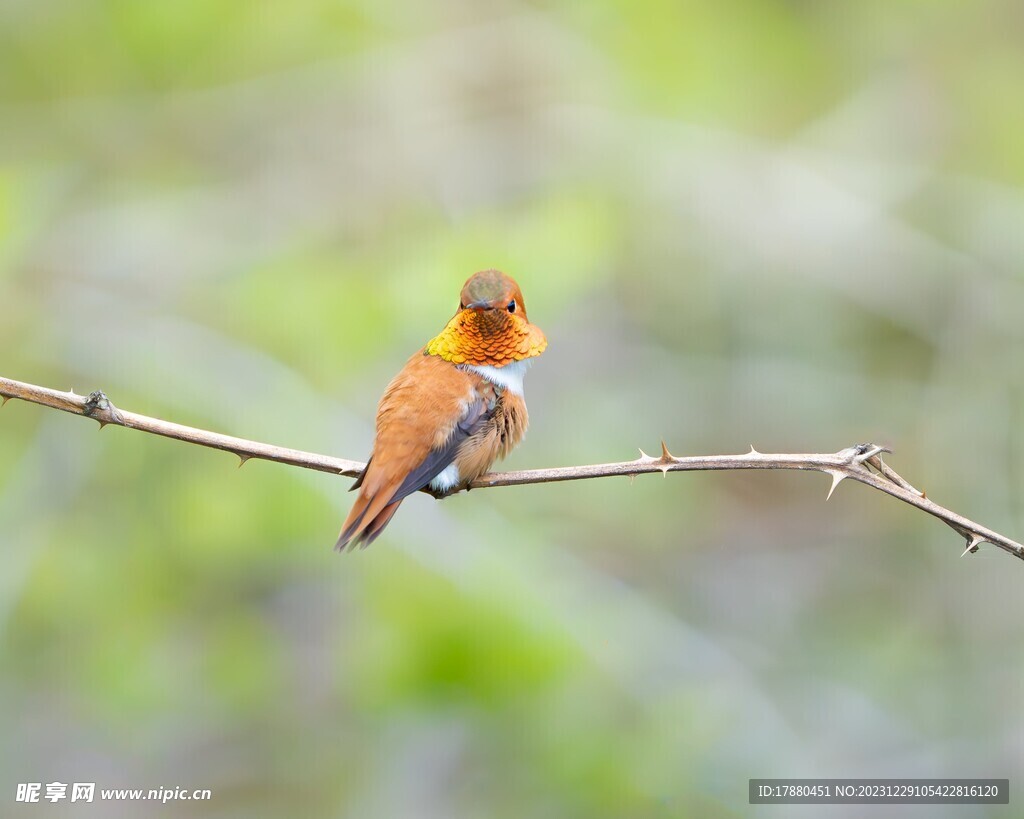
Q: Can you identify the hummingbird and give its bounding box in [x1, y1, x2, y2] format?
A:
[336, 270, 547, 550]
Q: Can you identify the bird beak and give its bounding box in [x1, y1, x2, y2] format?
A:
[464, 300, 491, 310]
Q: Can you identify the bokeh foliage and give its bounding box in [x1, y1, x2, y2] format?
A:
[2, 1, 1023, 816]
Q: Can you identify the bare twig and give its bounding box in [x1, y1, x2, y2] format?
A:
[1, 375, 1020, 562]
[0, 376, 365, 477]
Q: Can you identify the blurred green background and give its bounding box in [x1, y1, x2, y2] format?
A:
[2, 1, 1023, 817]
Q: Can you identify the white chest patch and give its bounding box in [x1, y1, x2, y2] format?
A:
[463, 360, 529, 396]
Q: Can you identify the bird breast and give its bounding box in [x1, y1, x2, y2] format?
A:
[451, 383, 529, 484]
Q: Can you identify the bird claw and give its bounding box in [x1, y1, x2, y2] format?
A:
[424, 484, 458, 500]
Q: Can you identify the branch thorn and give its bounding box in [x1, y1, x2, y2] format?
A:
[237, 454, 251, 468]
[826, 470, 846, 501]
[747, 444, 759, 455]
[961, 534, 985, 557]
[637, 448, 656, 463]
[659, 441, 674, 473]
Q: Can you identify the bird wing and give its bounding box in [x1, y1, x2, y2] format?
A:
[387, 392, 492, 503]
[336, 354, 493, 550]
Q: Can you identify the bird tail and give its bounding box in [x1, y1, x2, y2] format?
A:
[336, 492, 402, 551]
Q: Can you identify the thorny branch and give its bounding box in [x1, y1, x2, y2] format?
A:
[1, 374, 1021, 562]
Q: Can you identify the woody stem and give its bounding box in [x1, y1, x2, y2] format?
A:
[1, 375, 1020, 563]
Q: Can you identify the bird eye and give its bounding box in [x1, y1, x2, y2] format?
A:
[507, 300, 516, 313]
[459, 302, 465, 310]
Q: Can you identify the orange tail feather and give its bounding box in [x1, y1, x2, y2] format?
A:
[336, 489, 403, 551]
[358, 501, 401, 549]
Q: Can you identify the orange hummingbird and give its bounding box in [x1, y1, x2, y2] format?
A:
[336, 270, 547, 550]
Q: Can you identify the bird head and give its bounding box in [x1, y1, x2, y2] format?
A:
[426, 270, 547, 366]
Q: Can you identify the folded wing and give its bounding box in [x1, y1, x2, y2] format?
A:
[336, 354, 494, 550]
